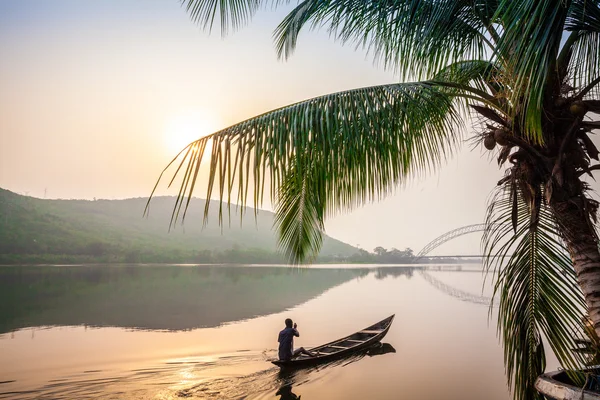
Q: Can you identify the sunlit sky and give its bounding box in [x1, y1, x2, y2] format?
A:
[0, 0, 541, 255]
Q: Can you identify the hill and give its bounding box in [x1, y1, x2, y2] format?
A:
[0, 188, 358, 264]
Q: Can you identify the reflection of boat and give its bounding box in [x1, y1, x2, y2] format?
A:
[272, 315, 395, 368]
[366, 342, 396, 357]
[275, 384, 301, 400]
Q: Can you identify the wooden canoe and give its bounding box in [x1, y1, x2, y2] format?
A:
[536, 369, 600, 400]
[272, 314, 395, 368]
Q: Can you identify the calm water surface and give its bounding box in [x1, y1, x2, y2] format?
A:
[0, 264, 557, 399]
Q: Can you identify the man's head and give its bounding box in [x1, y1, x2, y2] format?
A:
[285, 318, 293, 328]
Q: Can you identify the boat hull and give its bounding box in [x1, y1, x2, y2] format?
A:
[272, 315, 395, 369]
[535, 370, 600, 400]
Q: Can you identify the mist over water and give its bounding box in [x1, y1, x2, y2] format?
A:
[0, 264, 532, 399]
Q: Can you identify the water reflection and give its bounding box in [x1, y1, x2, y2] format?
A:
[0, 265, 369, 333]
[366, 342, 396, 356]
[173, 343, 397, 399]
[275, 343, 396, 399]
[419, 270, 492, 305]
[275, 384, 300, 400]
[374, 267, 415, 280]
[1, 265, 514, 400]
[0, 265, 494, 333]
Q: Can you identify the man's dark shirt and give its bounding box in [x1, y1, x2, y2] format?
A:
[278, 327, 299, 361]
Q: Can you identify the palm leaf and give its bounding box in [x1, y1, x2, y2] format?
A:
[566, 0, 600, 33]
[274, 153, 325, 264]
[484, 182, 587, 400]
[433, 60, 499, 85]
[432, 59, 503, 103]
[181, 0, 278, 34]
[149, 81, 477, 262]
[494, 0, 571, 141]
[274, 0, 499, 79]
[566, 0, 600, 97]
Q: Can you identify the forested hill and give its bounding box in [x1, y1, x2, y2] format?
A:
[0, 188, 357, 264]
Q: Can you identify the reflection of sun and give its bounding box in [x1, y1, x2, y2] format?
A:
[164, 111, 220, 154]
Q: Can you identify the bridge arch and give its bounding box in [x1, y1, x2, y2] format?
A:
[416, 224, 486, 259]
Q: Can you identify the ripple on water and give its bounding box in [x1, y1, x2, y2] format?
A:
[0, 345, 394, 399]
[0, 351, 273, 400]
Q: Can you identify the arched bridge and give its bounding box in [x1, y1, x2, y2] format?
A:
[407, 224, 493, 306]
[416, 224, 486, 259]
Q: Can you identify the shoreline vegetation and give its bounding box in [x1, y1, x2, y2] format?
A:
[0, 253, 481, 266]
[0, 188, 479, 265]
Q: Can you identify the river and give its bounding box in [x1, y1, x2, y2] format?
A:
[0, 264, 547, 399]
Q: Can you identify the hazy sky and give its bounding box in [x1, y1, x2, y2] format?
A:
[1, 0, 531, 255]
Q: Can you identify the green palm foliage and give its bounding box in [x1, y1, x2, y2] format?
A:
[484, 184, 587, 400]
[151, 0, 600, 398]
[151, 82, 465, 261]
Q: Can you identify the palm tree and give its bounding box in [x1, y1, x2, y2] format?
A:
[149, 1, 600, 398]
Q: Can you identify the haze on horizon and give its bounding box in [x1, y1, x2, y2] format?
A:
[1, 0, 541, 255]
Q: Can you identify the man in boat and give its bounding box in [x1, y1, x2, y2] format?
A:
[278, 318, 317, 361]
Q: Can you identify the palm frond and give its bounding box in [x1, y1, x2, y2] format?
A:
[567, 0, 600, 34]
[566, 0, 600, 98]
[484, 181, 587, 400]
[274, 154, 325, 264]
[274, 0, 498, 79]
[181, 0, 283, 34]
[494, 0, 571, 141]
[434, 60, 499, 84]
[432, 60, 503, 100]
[149, 81, 474, 262]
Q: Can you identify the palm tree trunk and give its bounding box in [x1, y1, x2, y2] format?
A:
[552, 199, 600, 338]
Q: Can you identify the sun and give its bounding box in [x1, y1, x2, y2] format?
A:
[163, 111, 220, 154]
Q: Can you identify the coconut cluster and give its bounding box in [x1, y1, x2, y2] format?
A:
[484, 128, 510, 150]
[481, 97, 588, 152]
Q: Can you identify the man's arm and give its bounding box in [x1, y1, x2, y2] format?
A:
[293, 329, 299, 337]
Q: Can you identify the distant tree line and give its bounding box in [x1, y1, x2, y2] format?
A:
[333, 246, 481, 264]
[0, 244, 287, 265]
[332, 246, 415, 264]
[0, 239, 360, 265]
[0, 243, 480, 265]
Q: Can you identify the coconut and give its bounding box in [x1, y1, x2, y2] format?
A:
[494, 129, 509, 146]
[570, 100, 587, 117]
[484, 134, 496, 150]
